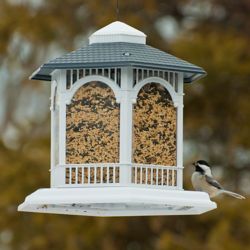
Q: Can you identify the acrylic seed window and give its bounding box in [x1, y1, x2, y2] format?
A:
[18, 21, 216, 216]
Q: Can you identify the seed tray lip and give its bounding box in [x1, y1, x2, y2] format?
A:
[18, 187, 216, 217]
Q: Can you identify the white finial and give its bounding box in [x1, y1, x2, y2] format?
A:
[89, 21, 147, 44]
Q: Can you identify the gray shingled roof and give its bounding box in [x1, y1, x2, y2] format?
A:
[31, 42, 206, 83]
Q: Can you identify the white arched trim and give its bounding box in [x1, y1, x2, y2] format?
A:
[132, 77, 178, 104]
[65, 75, 121, 104]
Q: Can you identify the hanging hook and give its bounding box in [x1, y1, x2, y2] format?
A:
[116, 0, 119, 21]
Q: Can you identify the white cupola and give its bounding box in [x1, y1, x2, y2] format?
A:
[18, 21, 216, 216]
[89, 21, 146, 44]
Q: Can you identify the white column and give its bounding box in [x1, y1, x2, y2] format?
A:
[58, 70, 67, 166]
[50, 70, 68, 188]
[119, 67, 133, 185]
[50, 77, 56, 187]
[51, 70, 63, 187]
[176, 72, 184, 189]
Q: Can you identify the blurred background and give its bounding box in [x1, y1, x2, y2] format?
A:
[0, 0, 250, 249]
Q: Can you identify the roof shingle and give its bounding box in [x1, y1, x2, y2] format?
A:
[31, 42, 206, 83]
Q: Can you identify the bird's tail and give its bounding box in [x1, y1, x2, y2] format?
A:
[220, 190, 246, 199]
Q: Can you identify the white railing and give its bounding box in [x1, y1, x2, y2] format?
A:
[53, 163, 120, 187]
[131, 164, 179, 187]
[52, 163, 183, 189]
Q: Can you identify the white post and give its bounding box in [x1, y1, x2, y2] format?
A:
[176, 72, 184, 189]
[50, 70, 61, 187]
[58, 70, 67, 166]
[50, 78, 56, 187]
[119, 67, 133, 185]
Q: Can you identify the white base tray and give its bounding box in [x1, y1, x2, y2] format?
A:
[18, 187, 216, 217]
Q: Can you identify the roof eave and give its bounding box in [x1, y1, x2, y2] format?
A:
[30, 61, 206, 82]
[30, 65, 53, 81]
[184, 72, 207, 84]
[31, 74, 51, 81]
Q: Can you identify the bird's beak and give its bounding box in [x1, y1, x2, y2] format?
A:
[192, 162, 196, 167]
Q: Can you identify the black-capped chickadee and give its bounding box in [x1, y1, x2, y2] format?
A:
[192, 160, 245, 199]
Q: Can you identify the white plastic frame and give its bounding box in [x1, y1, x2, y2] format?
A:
[51, 68, 184, 189]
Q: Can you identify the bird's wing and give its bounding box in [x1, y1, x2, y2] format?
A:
[205, 175, 223, 190]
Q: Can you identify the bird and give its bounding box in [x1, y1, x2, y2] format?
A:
[191, 160, 245, 199]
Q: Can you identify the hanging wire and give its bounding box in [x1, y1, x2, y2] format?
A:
[116, 0, 120, 21]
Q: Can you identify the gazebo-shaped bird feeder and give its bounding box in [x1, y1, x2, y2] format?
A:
[18, 21, 216, 216]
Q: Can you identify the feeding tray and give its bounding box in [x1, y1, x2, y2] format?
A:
[18, 187, 216, 216]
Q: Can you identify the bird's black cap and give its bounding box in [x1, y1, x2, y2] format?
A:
[196, 160, 210, 166]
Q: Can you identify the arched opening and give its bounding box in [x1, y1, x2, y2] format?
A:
[133, 83, 177, 166]
[66, 81, 120, 164]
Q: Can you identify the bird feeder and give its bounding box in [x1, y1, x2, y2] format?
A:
[18, 21, 216, 216]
